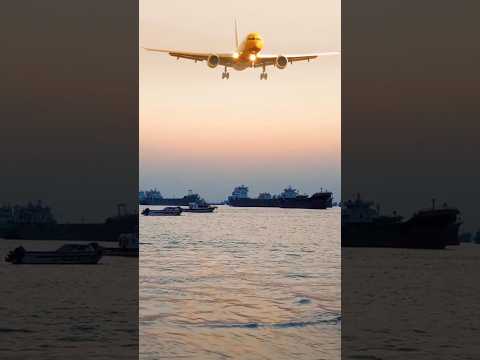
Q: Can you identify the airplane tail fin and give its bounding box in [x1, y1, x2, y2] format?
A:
[234, 18, 239, 49]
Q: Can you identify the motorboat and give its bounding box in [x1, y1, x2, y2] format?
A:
[141, 207, 182, 216]
[182, 202, 217, 213]
[5, 243, 103, 264]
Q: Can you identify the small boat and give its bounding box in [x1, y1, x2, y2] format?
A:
[141, 207, 182, 216]
[102, 232, 139, 257]
[5, 243, 103, 264]
[182, 202, 217, 213]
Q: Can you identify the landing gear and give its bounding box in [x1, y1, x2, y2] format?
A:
[260, 65, 268, 80]
[222, 67, 230, 80]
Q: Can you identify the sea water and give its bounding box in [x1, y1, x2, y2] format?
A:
[140, 206, 340, 359]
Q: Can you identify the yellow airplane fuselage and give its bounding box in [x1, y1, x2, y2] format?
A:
[234, 32, 264, 70]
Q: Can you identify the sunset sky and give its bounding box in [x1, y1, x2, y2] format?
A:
[140, 0, 340, 201]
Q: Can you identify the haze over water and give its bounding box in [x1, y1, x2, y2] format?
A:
[140, 206, 340, 359]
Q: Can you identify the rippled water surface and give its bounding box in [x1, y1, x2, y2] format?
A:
[0, 240, 138, 359]
[343, 244, 480, 360]
[140, 206, 340, 359]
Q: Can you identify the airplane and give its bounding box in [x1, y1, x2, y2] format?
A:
[143, 20, 339, 80]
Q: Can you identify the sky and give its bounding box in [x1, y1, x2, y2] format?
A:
[140, 0, 340, 202]
[342, 1, 480, 231]
[2, 0, 138, 223]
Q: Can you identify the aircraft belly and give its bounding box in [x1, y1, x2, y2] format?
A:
[233, 63, 249, 71]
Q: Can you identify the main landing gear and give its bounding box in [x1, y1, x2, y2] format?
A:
[222, 67, 230, 80]
[260, 65, 268, 80]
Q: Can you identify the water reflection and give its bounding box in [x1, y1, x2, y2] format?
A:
[140, 206, 340, 359]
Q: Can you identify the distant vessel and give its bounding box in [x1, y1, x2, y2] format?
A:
[342, 194, 461, 249]
[141, 207, 182, 216]
[227, 185, 333, 209]
[0, 202, 137, 241]
[5, 243, 103, 264]
[182, 201, 217, 213]
[139, 189, 203, 206]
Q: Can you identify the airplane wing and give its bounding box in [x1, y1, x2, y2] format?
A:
[142, 47, 234, 65]
[255, 52, 339, 67]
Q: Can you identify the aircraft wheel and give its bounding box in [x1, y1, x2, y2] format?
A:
[264, 73, 268, 80]
[226, 73, 230, 80]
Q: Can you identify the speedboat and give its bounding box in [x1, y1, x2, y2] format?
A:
[141, 207, 182, 216]
[5, 243, 103, 264]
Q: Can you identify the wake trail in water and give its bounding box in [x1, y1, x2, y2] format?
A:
[194, 313, 341, 329]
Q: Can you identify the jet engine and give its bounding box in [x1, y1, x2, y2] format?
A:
[275, 56, 288, 69]
[207, 55, 220, 68]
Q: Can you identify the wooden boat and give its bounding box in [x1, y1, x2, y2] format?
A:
[141, 207, 182, 216]
[5, 243, 103, 264]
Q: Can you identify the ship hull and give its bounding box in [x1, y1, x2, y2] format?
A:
[279, 197, 332, 209]
[228, 198, 281, 208]
[7, 251, 102, 264]
[342, 209, 461, 249]
[228, 194, 332, 210]
[342, 223, 451, 249]
[0, 222, 136, 242]
[182, 208, 216, 213]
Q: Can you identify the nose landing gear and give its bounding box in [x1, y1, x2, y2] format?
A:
[222, 67, 230, 80]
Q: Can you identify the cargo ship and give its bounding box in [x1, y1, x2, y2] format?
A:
[0, 202, 137, 241]
[227, 185, 333, 209]
[341, 195, 461, 249]
[139, 189, 203, 206]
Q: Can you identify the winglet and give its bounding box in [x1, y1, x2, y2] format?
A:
[234, 18, 239, 49]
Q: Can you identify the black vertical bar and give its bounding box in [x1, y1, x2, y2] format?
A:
[342, 1, 480, 359]
[0, 0, 138, 358]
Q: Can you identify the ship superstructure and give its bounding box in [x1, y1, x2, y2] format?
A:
[0, 201, 56, 225]
[139, 189, 163, 202]
[229, 185, 249, 200]
[279, 186, 300, 198]
[258, 192, 272, 200]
